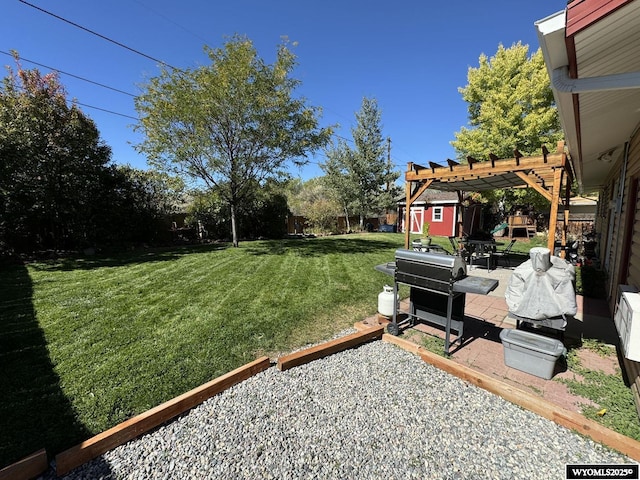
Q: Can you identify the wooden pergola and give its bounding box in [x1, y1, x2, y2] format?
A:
[403, 142, 572, 255]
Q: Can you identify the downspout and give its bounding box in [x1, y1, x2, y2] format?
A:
[552, 66, 640, 93]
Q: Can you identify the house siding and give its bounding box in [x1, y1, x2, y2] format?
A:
[624, 135, 640, 289]
[602, 123, 640, 417]
[566, 0, 632, 36]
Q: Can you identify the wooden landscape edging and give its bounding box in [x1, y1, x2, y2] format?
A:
[0, 448, 48, 480]
[276, 325, 384, 372]
[55, 356, 271, 477]
[382, 334, 640, 461]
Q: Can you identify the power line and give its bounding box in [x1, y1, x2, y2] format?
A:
[0, 50, 136, 97]
[10, 3, 415, 166]
[18, 0, 178, 70]
[73, 101, 139, 120]
[133, 0, 212, 47]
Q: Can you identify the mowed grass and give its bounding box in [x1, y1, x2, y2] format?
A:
[0, 233, 405, 467]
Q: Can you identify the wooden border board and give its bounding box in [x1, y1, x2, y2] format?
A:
[55, 356, 271, 476]
[0, 449, 48, 480]
[383, 334, 640, 461]
[277, 326, 384, 372]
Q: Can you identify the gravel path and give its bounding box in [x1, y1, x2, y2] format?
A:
[44, 336, 633, 479]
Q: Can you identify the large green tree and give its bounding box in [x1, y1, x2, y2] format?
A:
[134, 36, 332, 247]
[0, 56, 112, 252]
[451, 42, 564, 215]
[322, 97, 400, 230]
[452, 42, 561, 159]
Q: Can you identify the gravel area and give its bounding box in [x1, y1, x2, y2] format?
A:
[43, 336, 634, 479]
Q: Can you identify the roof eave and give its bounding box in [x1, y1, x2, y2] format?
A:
[536, 10, 584, 191]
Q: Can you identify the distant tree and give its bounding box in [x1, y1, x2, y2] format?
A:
[451, 43, 563, 216]
[321, 149, 359, 232]
[322, 97, 400, 230]
[0, 54, 111, 252]
[94, 166, 185, 247]
[236, 178, 289, 239]
[185, 189, 230, 240]
[187, 179, 289, 240]
[292, 177, 341, 234]
[282, 177, 305, 217]
[134, 36, 332, 247]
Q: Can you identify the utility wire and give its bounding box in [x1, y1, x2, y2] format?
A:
[0, 50, 136, 97]
[71, 101, 139, 120]
[14, 3, 411, 165]
[133, 0, 212, 47]
[18, 0, 178, 70]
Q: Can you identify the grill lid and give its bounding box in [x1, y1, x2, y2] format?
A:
[394, 249, 467, 292]
[394, 249, 463, 269]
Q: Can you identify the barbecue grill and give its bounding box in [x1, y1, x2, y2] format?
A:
[375, 249, 499, 354]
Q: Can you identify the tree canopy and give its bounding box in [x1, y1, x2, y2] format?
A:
[322, 97, 400, 230]
[452, 42, 562, 160]
[0, 54, 188, 256]
[134, 35, 332, 247]
[0, 56, 112, 252]
[451, 43, 564, 216]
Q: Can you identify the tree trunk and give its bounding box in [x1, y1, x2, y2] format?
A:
[230, 203, 239, 247]
[343, 205, 351, 233]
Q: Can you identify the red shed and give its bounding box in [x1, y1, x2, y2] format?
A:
[397, 190, 460, 237]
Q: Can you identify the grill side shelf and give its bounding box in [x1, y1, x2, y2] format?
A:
[452, 276, 498, 295]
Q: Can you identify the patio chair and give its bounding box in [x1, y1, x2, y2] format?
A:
[448, 236, 458, 250]
[491, 239, 517, 268]
[451, 236, 473, 263]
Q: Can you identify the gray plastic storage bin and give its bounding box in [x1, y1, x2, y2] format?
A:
[499, 328, 566, 379]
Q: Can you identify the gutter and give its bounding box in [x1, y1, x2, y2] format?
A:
[552, 66, 640, 93]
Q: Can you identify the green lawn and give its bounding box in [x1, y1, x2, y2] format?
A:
[0, 233, 407, 467]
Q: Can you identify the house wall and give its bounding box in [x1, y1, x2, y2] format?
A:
[621, 134, 640, 289]
[601, 124, 640, 417]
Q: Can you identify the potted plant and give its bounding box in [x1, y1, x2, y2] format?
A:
[422, 221, 431, 246]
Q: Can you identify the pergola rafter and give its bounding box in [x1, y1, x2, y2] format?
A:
[403, 142, 572, 255]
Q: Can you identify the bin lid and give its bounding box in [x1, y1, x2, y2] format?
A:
[499, 328, 566, 356]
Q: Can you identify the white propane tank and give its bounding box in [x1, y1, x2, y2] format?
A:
[378, 285, 395, 317]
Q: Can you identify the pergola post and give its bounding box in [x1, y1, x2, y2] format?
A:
[404, 178, 412, 249]
[456, 190, 464, 237]
[563, 174, 571, 255]
[547, 168, 564, 256]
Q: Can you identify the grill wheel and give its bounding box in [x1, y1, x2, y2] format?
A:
[387, 322, 400, 336]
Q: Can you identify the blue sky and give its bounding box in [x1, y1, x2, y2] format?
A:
[2, 1, 567, 181]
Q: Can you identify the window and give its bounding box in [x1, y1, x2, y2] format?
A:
[432, 206, 443, 222]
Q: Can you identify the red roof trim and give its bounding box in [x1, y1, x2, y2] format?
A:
[566, 0, 633, 36]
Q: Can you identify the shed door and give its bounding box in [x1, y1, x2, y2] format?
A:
[410, 207, 424, 234]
